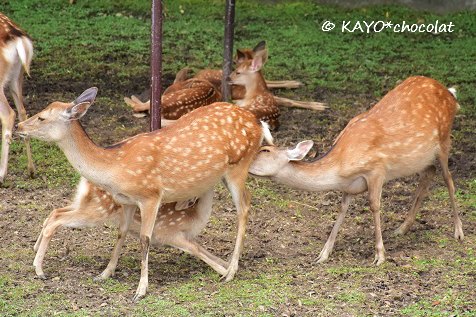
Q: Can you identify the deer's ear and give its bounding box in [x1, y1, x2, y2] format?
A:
[61, 102, 93, 121]
[286, 140, 314, 161]
[235, 49, 247, 64]
[252, 40, 266, 53]
[73, 87, 98, 105]
[250, 48, 268, 72]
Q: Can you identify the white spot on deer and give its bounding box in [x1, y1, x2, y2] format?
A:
[126, 169, 137, 176]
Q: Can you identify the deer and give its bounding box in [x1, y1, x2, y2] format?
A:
[124, 41, 325, 115]
[0, 13, 35, 183]
[228, 44, 280, 130]
[126, 44, 282, 130]
[16, 88, 272, 301]
[33, 177, 228, 279]
[248, 76, 464, 265]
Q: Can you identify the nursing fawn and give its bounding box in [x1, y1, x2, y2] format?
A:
[33, 178, 227, 279]
[0, 13, 34, 182]
[249, 76, 463, 265]
[17, 88, 270, 301]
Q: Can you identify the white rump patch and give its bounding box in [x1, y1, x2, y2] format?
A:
[260, 121, 274, 145]
[2, 40, 18, 64]
[2, 36, 33, 75]
[448, 87, 457, 99]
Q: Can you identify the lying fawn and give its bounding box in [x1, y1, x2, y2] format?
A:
[123, 43, 265, 116]
[126, 43, 282, 130]
[34, 177, 228, 279]
[17, 88, 270, 301]
[125, 41, 325, 115]
[0, 13, 35, 182]
[249, 76, 463, 265]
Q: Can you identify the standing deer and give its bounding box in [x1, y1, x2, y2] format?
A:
[17, 88, 270, 301]
[249, 76, 464, 265]
[33, 177, 228, 279]
[0, 13, 35, 183]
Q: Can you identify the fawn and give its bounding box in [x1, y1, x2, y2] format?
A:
[17, 88, 271, 301]
[0, 13, 35, 182]
[249, 76, 463, 265]
[229, 44, 280, 130]
[124, 41, 325, 115]
[33, 177, 228, 279]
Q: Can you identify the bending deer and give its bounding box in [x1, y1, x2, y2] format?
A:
[17, 89, 271, 301]
[34, 177, 228, 279]
[249, 76, 463, 265]
[0, 13, 35, 183]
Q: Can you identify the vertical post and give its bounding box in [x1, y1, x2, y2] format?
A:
[222, 0, 235, 102]
[150, 0, 163, 131]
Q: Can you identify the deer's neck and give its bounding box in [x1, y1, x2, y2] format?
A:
[244, 72, 268, 100]
[272, 154, 344, 192]
[57, 121, 117, 185]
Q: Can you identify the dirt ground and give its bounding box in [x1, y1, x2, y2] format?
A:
[1, 75, 475, 316]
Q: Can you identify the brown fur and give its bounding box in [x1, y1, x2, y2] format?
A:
[249, 76, 463, 265]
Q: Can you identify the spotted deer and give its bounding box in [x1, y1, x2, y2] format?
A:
[124, 41, 325, 115]
[124, 75, 221, 122]
[249, 76, 464, 265]
[0, 13, 35, 183]
[33, 177, 228, 279]
[229, 44, 280, 130]
[17, 88, 272, 301]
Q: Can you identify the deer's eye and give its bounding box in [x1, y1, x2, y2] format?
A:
[235, 72, 241, 75]
[38, 117, 45, 122]
[260, 148, 270, 153]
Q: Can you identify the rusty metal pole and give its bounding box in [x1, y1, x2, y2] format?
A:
[150, 0, 163, 131]
[222, 0, 235, 102]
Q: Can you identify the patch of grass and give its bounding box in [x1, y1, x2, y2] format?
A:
[154, 272, 295, 316]
[7, 139, 79, 190]
[326, 265, 380, 276]
[401, 289, 475, 317]
[412, 258, 445, 271]
[136, 297, 192, 317]
[97, 278, 131, 293]
[334, 289, 366, 304]
[251, 181, 294, 210]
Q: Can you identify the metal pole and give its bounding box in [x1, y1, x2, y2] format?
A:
[222, 0, 235, 102]
[150, 0, 163, 131]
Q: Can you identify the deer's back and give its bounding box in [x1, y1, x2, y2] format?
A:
[334, 76, 458, 180]
[113, 103, 262, 200]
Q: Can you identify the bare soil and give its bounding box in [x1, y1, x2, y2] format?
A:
[0, 78, 475, 316]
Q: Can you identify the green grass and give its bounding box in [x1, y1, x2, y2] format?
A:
[401, 289, 475, 317]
